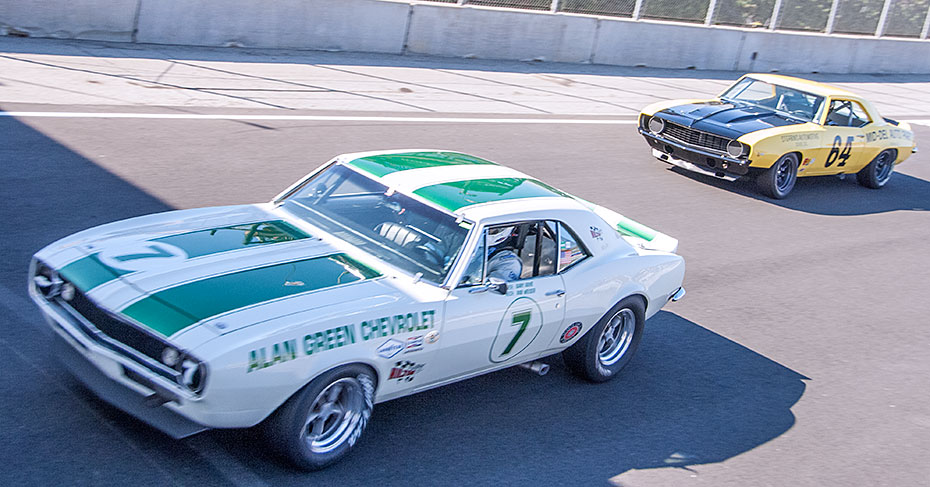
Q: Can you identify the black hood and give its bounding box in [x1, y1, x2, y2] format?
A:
[657, 101, 804, 139]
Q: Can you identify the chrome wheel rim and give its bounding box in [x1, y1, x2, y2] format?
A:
[598, 308, 636, 367]
[875, 151, 893, 183]
[301, 378, 364, 454]
[775, 158, 796, 193]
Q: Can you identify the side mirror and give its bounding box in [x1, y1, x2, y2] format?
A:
[487, 277, 507, 295]
[468, 277, 508, 295]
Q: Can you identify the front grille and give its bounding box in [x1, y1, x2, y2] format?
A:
[663, 121, 732, 154]
[67, 288, 168, 365]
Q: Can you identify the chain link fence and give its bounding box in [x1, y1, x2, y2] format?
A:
[430, 0, 930, 38]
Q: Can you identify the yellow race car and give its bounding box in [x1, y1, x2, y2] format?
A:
[638, 74, 917, 199]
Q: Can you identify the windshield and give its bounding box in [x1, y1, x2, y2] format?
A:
[721, 77, 824, 122]
[281, 164, 471, 285]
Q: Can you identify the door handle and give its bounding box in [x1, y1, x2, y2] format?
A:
[546, 289, 566, 297]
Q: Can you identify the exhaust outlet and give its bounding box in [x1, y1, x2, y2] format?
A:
[518, 361, 550, 376]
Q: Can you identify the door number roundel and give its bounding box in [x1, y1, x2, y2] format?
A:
[489, 297, 543, 363]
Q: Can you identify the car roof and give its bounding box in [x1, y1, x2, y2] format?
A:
[742, 73, 859, 99]
[335, 149, 586, 220]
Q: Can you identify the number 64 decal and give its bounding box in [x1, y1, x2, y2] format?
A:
[825, 135, 853, 168]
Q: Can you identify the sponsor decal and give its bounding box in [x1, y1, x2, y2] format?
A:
[589, 226, 603, 240]
[359, 310, 436, 341]
[247, 324, 357, 373]
[404, 335, 424, 353]
[867, 127, 912, 142]
[506, 281, 535, 297]
[377, 339, 404, 359]
[560, 322, 583, 343]
[388, 361, 424, 382]
[780, 133, 819, 143]
[245, 308, 436, 373]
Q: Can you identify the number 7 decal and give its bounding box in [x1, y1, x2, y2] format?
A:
[501, 311, 531, 357]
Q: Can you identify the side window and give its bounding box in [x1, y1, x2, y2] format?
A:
[826, 100, 852, 127]
[849, 101, 871, 128]
[826, 100, 870, 128]
[522, 221, 557, 279]
[557, 222, 590, 273]
[472, 221, 559, 283]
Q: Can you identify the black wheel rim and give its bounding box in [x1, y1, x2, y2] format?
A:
[776, 158, 795, 192]
[875, 151, 893, 183]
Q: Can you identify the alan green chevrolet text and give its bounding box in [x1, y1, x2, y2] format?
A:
[30, 150, 686, 469]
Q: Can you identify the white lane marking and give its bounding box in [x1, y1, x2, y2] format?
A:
[4, 111, 927, 126]
[0, 111, 636, 124]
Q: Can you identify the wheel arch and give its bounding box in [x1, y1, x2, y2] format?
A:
[259, 360, 381, 426]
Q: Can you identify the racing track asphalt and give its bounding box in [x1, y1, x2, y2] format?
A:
[2, 53, 930, 487]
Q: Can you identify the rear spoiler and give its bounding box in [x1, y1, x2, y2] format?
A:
[573, 197, 679, 254]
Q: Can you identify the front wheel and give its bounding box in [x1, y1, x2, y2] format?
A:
[757, 153, 799, 199]
[856, 149, 896, 189]
[562, 296, 645, 383]
[265, 364, 375, 470]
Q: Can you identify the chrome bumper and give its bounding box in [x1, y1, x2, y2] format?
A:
[653, 149, 739, 182]
[52, 332, 207, 438]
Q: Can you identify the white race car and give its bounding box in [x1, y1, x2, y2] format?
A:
[30, 150, 686, 469]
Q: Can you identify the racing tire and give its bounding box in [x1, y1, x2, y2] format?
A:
[562, 296, 645, 383]
[757, 153, 799, 199]
[856, 149, 896, 189]
[265, 364, 375, 471]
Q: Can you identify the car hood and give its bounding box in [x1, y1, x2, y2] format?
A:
[657, 100, 803, 139]
[36, 204, 393, 344]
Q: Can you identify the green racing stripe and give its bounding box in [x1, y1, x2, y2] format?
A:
[412, 177, 569, 212]
[153, 220, 309, 258]
[58, 254, 129, 292]
[56, 221, 309, 293]
[346, 151, 496, 178]
[120, 253, 380, 337]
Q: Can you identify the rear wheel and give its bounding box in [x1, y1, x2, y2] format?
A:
[757, 153, 799, 199]
[266, 364, 375, 470]
[856, 149, 896, 189]
[562, 296, 645, 383]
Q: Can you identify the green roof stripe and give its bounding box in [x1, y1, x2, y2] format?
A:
[58, 254, 129, 292]
[346, 151, 496, 178]
[413, 178, 569, 212]
[153, 220, 309, 258]
[121, 254, 380, 337]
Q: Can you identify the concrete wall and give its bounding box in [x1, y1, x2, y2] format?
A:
[136, 0, 410, 53]
[405, 6, 597, 63]
[0, 0, 138, 42]
[2, 0, 929, 74]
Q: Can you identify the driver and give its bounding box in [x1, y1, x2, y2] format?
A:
[486, 226, 522, 281]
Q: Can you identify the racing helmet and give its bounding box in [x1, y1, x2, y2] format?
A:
[486, 226, 515, 248]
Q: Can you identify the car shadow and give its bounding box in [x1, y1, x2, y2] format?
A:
[667, 166, 930, 216]
[206, 311, 808, 486]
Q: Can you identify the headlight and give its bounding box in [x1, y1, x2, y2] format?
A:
[727, 139, 748, 158]
[33, 261, 63, 298]
[161, 347, 180, 367]
[648, 116, 666, 134]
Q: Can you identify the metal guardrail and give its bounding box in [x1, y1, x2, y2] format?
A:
[439, 0, 930, 39]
